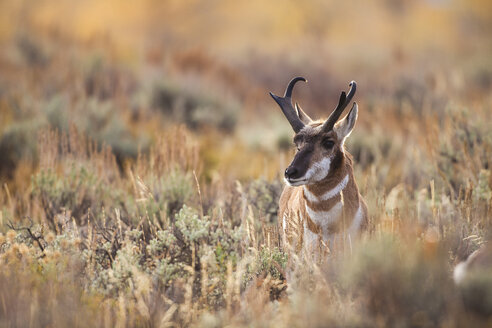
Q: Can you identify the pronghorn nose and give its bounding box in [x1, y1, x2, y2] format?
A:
[285, 167, 298, 179]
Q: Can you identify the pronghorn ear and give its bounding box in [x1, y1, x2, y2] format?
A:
[334, 102, 358, 140]
[295, 103, 313, 124]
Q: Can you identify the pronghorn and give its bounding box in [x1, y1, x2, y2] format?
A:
[454, 244, 492, 285]
[453, 243, 492, 316]
[270, 77, 367, 259]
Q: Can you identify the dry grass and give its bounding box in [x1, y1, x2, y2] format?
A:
[0, 0, 491, 327]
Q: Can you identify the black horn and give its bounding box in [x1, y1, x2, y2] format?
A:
[270, 77, 307, 133]
[322, 80, 356, 132]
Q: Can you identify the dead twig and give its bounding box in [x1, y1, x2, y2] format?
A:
[7, 217, 46, 255]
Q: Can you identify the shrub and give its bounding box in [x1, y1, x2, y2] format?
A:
[31, 128, 126, 230]
[151, 81, 239, 133]
[128, 168, 195, 226]
[147, 205, 244, 307]
[31, 165, 122, 229]
[76, 97, 148, 161]
[0, 119, 44, 178]
[343, 236, 461, 327]
[242, 179, 283, 224]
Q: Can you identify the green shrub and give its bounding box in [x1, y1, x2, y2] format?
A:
[247, 246, 287, 281]
[0, 119, 44, 178]
[343, 236, 460, 327]
[243, 179, 283, 224]
[438, 106, 492, 193]
[151, 81, 239, 133]
[128, 168, 195, 227]
[147, 205, 243, 307]
[77, 98, 148, 160]
[31, 165, 123, 229]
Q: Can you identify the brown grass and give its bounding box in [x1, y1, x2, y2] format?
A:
[0, 0, 491, 327]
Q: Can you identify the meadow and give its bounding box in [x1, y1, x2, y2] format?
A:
[0, 1, 491, 327]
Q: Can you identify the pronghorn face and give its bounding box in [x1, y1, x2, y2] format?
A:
[285, 107, 358, 186]
[270, 77, 358, 187]
[285, 125, 339, 186]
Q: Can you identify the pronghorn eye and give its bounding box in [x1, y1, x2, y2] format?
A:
[322, 139, 335, 149]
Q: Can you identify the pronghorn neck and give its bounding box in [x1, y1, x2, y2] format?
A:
[300, 149, 361, 243]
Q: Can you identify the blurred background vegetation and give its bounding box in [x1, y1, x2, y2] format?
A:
[1, 0, 491, 182]
[0, 0, 491, 327]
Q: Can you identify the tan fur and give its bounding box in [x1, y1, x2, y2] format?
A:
[271, 78, 365, 260]
[279, 123, 368, 258]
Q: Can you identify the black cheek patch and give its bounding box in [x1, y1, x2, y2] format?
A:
[289, 148, 314, 178]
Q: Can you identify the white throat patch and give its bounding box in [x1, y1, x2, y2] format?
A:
[303, 174, 349, 203]
[304, 156, 332, 182]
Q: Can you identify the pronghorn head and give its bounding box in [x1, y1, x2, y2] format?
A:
[270, 77, 358, 186]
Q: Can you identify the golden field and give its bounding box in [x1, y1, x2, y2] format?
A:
[0, 0, 491, 327]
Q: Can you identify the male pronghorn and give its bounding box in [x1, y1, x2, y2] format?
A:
[270, 77, 367, 259]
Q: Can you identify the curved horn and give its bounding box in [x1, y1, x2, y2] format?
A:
[269, 77, 307, 133]
[295, 102, 313, 124]
[322, 80, 357, 132]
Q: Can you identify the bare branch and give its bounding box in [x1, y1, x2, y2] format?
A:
[7, 217, 46, 253]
